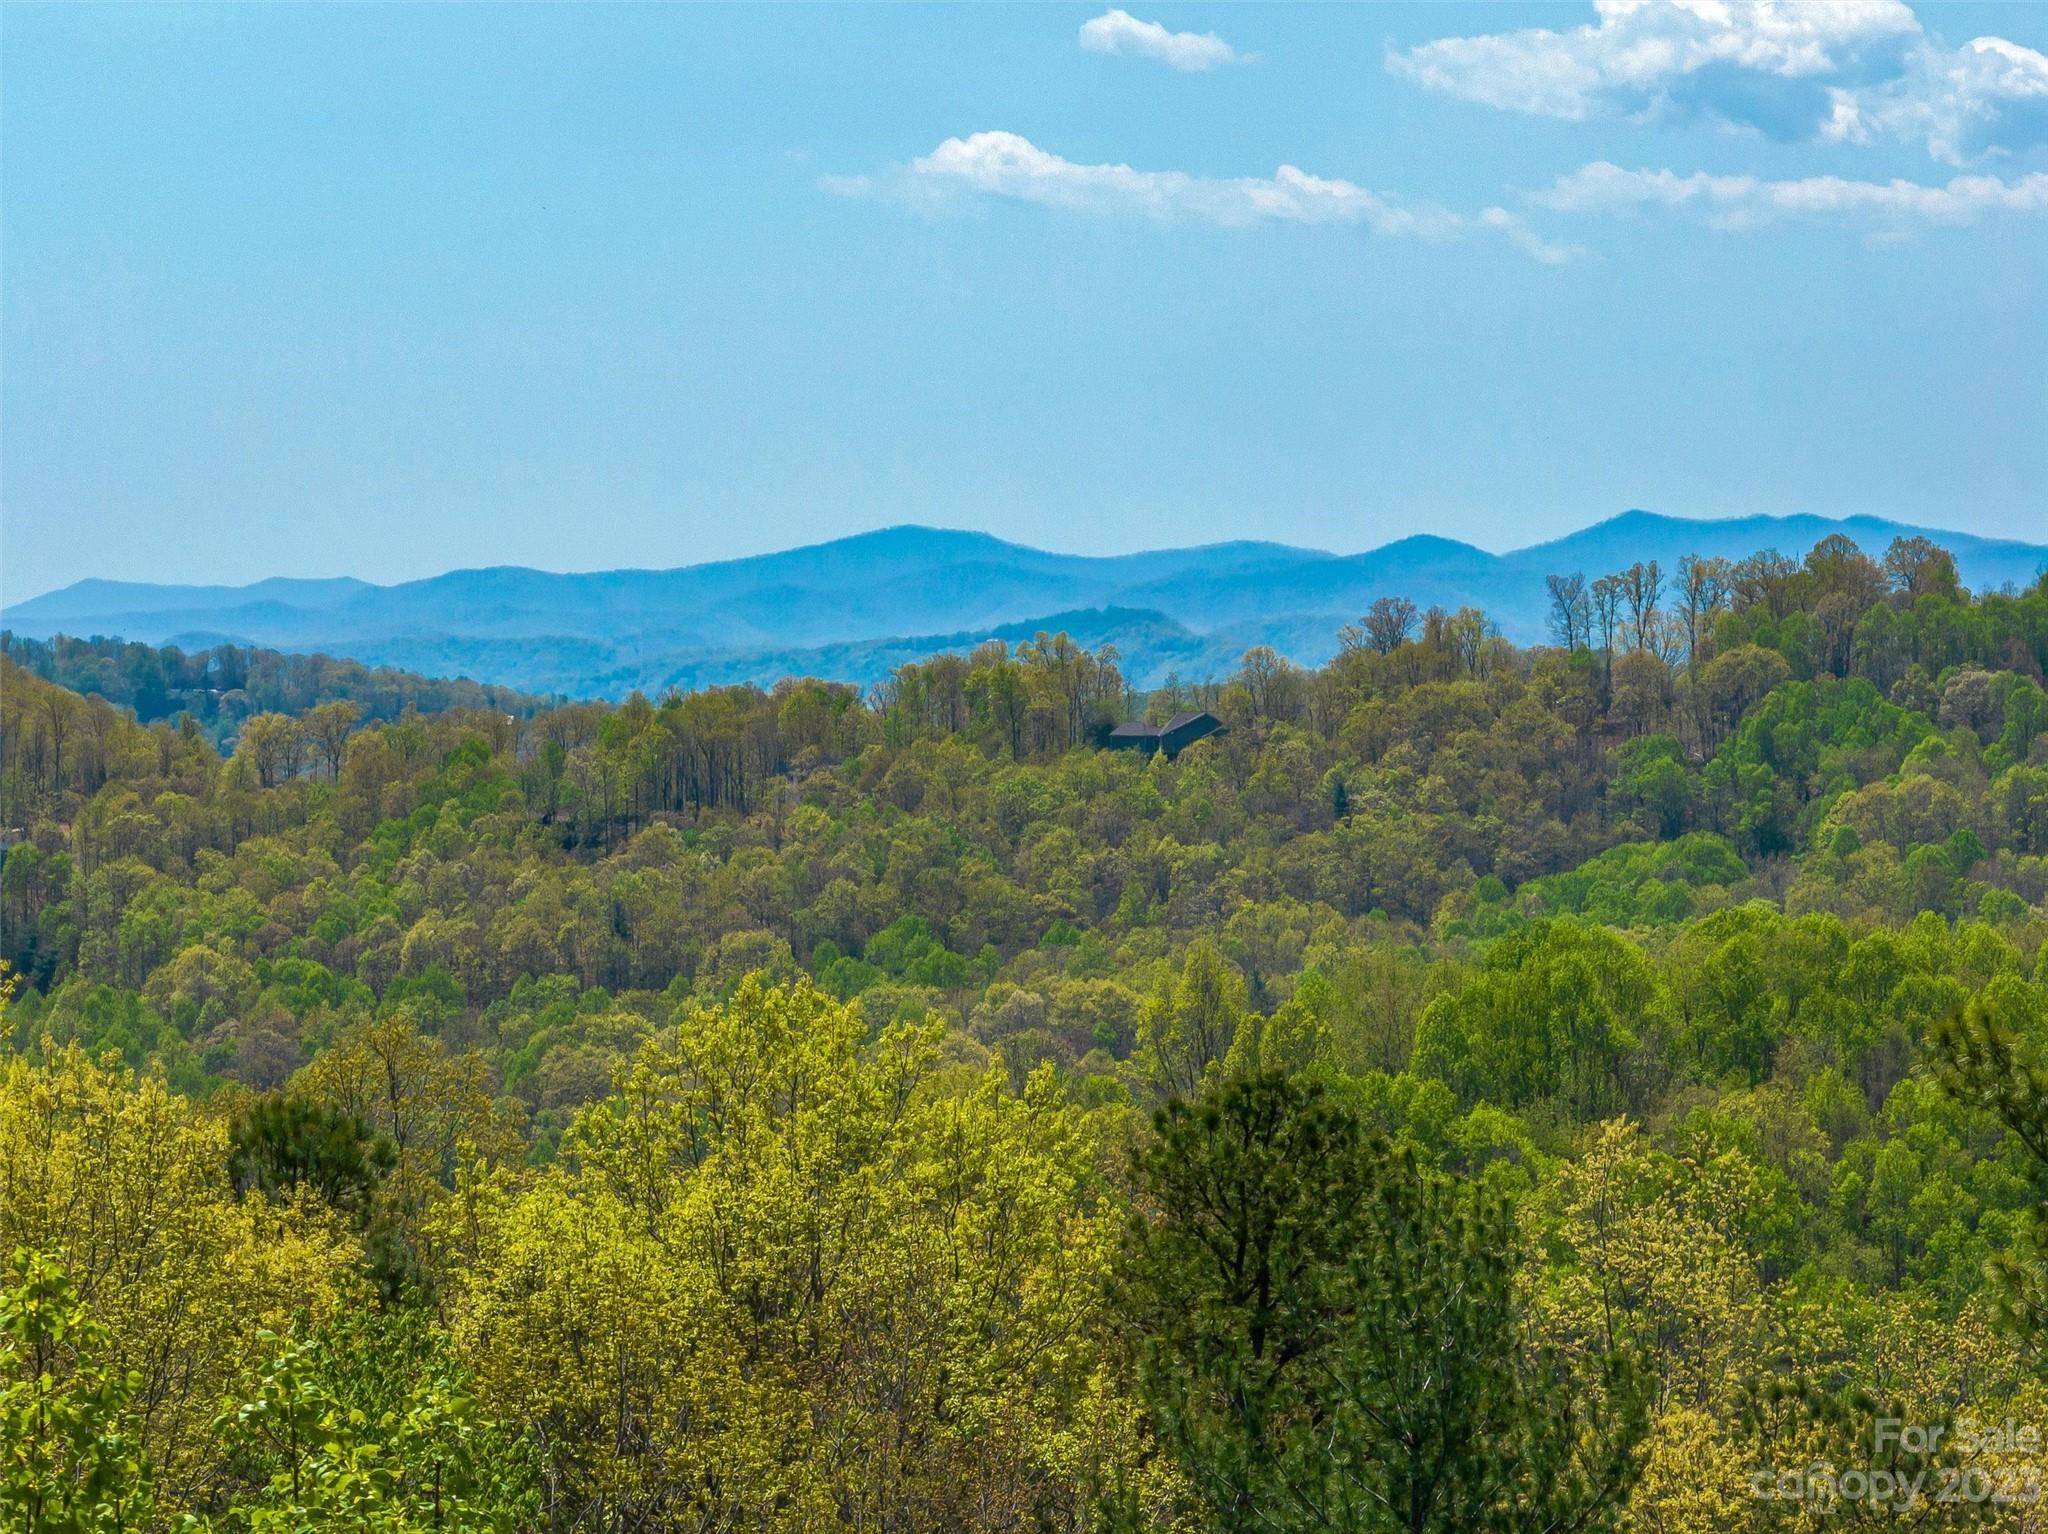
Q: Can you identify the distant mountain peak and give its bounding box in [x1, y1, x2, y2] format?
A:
[1370, 533, 1493, 558]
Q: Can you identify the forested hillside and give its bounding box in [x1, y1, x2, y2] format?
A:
[5, 530, 2048, 1530]
[0, 632, 558, 747]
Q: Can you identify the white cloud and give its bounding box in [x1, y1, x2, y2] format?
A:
[1389, 0, 1916, 123]
[1079, 9, 1241, 72]
[1479, 206, 1584, 265]
[1538, 158, 2048, 235]
[828, 131, 1581, 261]
[1825, 33, 2048, 162]
[888, 130, 1456, 236]
[1389, 0, 2048, 160]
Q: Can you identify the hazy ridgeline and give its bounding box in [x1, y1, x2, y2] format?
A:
[5, 528, 2048, 1530]
[11, 510, 2047, 698]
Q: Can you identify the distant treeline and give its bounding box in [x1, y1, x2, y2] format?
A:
[0, 632, 560, 744]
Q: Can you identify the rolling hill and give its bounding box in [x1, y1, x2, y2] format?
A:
[7, 512, 2044, 698]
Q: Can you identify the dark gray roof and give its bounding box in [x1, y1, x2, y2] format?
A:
[1111, 711, 1224, 744]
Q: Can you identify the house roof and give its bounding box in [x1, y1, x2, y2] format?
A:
[1110, 710, 1225, 742]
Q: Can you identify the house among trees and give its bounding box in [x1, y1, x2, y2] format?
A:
[1106, 709, 1227, 761]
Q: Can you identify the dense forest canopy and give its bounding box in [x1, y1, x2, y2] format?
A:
[4, 527, 2048, 1530]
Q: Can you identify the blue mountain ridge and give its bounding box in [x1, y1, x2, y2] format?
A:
[8, 512, 2044, 699]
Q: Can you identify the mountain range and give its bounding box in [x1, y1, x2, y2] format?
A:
[8, 512, 2045, 698]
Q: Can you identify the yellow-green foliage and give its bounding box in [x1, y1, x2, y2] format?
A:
[0, 1040, 360, 1504]
[442, 976, 1139, 1530]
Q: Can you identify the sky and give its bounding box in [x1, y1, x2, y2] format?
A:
[3, 1, 2044, 604]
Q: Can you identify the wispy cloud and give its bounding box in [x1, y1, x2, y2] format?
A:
[845, 130, 1455, 236]
[1478, 207, 1584, 266]
[1078, 9, 1243, 72]
[1388, 0, 2048, 162]
[827, 132, 1587, 262]
[1537, 159, 2048, 238]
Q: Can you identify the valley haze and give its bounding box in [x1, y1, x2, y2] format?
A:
[9, 510, 2045, 701]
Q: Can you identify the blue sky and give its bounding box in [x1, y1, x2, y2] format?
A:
[3, 1, 2044, 603]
